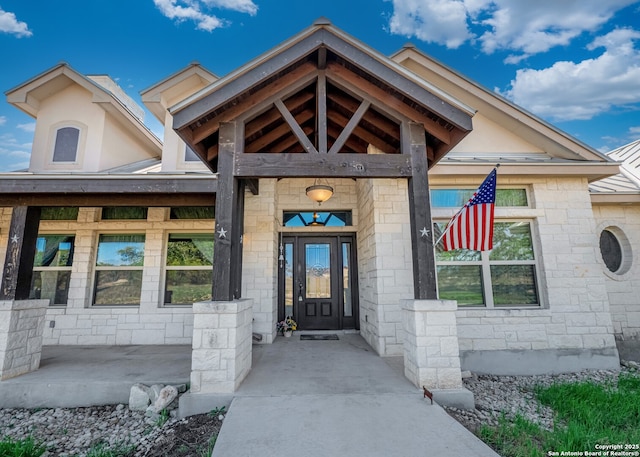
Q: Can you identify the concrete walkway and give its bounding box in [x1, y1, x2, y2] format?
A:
[213, 333, 499, 457]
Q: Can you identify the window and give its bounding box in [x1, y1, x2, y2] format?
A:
[599, 227, 632, 275]
[102, 207, 148, 220]
[94, 234, 145, 306]
[41, 207, 79, 221]
[52, 127, 80, 162]
[431, 188, 528, 207]
[164, 233, 214, 305]
[29, 235, 75, 305]
[436, 221, 539, 307]
[283, 211, 352, 227]
[600, 230, 622, 273]
[170, 207, 215, 219]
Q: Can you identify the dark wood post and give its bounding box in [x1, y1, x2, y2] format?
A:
[1, 206, 41, 300]
[405, 123, 438, 299]
[212, 122, 244, 301]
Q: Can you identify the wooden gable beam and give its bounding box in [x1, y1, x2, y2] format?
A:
[317, 71, 328, 153]
[328, 91, 399, 134]
[328, 100, 370, 154]
[245, 108, 314, 153]
[274, 99, 318, 153]
[327, 125, 367, 152]
[326, 111, 396, 152]
[326, 62, 452, 145]
[189, 62, 317, 144]
[270, 125, 315, 152]
[234, 152, 412, 177]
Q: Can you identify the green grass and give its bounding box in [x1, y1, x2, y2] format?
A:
[155, 408, 170, 427]
[479, 372, 640, 457]
[83, 441, 136, 457]
[0, 436, 47, 457]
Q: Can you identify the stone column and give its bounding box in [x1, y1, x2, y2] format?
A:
[402, 299, 474, 409]
[190, 299, 253, 394]
[0, 299, 48, 380]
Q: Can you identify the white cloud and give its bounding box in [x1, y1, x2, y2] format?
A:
[17, 122, 35, 132]
[389, 0, 472, 48]
[629, 126, 640, 135]
[153, 0, 257, 32]
[501, 28, 640, 121]
[201, 0, 257, 15]
[388, 0, 636, 59]
[0, 8, 32, 37]
[0, 116, 6, 126]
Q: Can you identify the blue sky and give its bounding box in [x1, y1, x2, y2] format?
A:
[1, 0, 639, 171]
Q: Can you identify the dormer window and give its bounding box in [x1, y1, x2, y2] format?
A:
[53, 127, 80, 162]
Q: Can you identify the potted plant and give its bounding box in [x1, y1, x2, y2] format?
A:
[276, 316, 297, 337]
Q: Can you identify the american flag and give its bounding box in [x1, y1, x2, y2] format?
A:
[439, 168, 497, 252]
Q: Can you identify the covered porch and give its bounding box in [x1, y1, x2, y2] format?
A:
[0, 332, 472, 412]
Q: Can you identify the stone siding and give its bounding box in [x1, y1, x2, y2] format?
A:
[429, 177, 618, 361]
[592, 204, 640, 340]
[0, 300, 48, 380]
[242, 180, 278, 343]
[0, 207, 208, 345]
[356, 178, 414, 356]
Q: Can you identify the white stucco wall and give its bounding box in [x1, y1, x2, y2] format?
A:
[592, 204, 640, 340]
[29, 85, 104, 172]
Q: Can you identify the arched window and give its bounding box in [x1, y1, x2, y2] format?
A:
[52, 127, 80, 162]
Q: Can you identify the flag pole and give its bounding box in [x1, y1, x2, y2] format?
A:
[432, 164, 500, 248]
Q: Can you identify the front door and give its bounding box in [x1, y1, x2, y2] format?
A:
[279, 234, 358, 330]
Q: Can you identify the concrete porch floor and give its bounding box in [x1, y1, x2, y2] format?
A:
[0, 345, 192, 408]
[0, 333, 499, 456]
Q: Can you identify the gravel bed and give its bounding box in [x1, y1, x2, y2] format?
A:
[0, 404, 185, 457]
[1, 362, 638, 456]
[445, 362, 639, 434]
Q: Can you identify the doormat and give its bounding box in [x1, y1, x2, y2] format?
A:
[300, 334, 339, 341]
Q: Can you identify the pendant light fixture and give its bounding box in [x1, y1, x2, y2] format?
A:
[306, 179, 334, 205]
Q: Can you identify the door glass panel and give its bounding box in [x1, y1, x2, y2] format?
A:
[342, 243, 352, 317]
[305, 243, 331, 299]
[284, 243, 294, 317]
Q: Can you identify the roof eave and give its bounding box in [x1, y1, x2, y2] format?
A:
[391, 47, 611, 164]
[431, 161, 620, 182]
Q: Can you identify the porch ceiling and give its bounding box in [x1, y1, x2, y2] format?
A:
[172, 22, 473, 174]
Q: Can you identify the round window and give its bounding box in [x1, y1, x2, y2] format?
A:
[599, 229, 623, 273]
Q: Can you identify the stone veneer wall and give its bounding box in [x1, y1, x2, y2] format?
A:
[242, 179, 278, 344]
[356, 178, 414, 356]
[429, 176, 619, 373]
[0, 207, 210, 345]
[242, 178, 361, 343]
[592, 204, 640, 340]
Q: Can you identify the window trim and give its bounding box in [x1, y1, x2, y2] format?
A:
[430, 186, 531, 209]
[596, 222, 634, 280]
[435, 219, 543, 308]
[31, 233, 75, 306]
[162, 231, 214, 307]
[48, 121, 87, 169]
[92, 232, 146, 307]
